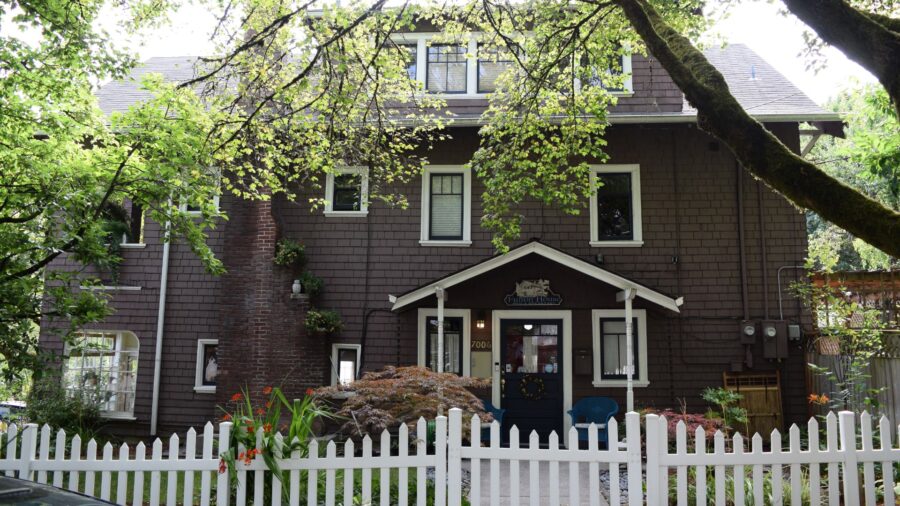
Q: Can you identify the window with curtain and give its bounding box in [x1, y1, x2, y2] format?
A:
[596, 172, 634, 240]
[401, 43, 418, 80]
[426, 44, 467, 93]
[425, 317, 463, 374]
[429, 173, 464, 240]
[64, 331, 139, 417]
[599, 319, 639, 380]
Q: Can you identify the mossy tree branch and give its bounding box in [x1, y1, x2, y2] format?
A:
[612, 0, 900, 256]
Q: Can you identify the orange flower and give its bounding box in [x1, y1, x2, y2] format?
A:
[262, 386, 273, 395]
[218, 459, 227, 474]
[231, 392, 243, 402]
[265, 400, 273, 409]
[263, 423, 273, 433]
[222, 413, 232, 421]
[305, 388, 314, 396]
[255, 408, 265, 415]
[808, 393, 830, 405]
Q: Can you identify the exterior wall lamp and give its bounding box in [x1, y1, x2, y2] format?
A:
[476, 311, 486, 329]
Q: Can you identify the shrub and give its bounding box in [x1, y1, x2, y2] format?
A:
[701, 387, 749, 436]
[25, 373, 103, 441]
[273, 239, 306, 269]
[314, 366, 491, 440]
[304, 309, 342, 336]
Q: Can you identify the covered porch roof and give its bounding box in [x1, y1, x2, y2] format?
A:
[389, 240, 684, 313]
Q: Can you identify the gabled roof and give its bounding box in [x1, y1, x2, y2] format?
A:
[96, 44, 841, 128]
[390, 240, 683, 313]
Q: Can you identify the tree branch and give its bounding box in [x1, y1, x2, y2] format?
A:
[613, 0, 900, 256]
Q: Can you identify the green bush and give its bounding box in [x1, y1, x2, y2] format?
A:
[25, 373, 103, 441]
[304, 309, 342, 336]
[299, 271, 324, 298]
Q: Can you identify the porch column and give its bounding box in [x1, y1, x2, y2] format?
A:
[617, 287, 637, 412]
[436, 287, 445, 373]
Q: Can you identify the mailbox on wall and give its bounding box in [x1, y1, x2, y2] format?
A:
[574, 348, 592, 376]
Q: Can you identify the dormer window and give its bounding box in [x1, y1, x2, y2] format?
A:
[426, 45, 468, 93]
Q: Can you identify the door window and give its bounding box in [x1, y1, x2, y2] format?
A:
[504, 322, 559, 374]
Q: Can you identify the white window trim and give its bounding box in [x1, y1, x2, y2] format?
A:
[417, 308, 471, 376]
[392, 33, 632, 97]
[324, 166, 369, 217]
[64, 330, 140, 419]
[420, 165, 472, 246]
[591, 309, 649, 388]
[181, 194, 221, 216]
[194, 339, 218, 394]
[331, 343, 362, 386]
[589, 164, 643, 247]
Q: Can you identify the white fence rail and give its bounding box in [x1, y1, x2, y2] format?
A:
[0, 409, 898, 505]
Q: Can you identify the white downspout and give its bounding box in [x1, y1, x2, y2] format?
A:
[150, 220, 171, 436]
[436, 287, 445, 373]
[617, 288, 637, 412]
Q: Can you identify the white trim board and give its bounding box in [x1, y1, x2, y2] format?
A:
[492, 309, 573, 442]
[391, 241, 683, 313]
[417, 308, 472, 376]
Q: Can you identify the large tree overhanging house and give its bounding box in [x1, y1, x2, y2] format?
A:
[39, 36, 844, 439]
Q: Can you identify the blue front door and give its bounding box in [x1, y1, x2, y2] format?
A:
[500, 318, 564, 444]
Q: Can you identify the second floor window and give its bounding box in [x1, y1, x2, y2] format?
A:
[590, 165, 643, 246]
[325, 167, 368, 216]
[429, 173, 464, 240]
[400, 43, 417, 80]
[427, 44, 467, 93]
[477, 45, 519, 93]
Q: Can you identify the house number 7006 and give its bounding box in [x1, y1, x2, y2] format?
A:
[471, 341, 491, 350]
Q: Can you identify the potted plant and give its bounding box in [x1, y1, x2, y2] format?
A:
[273, 239, 306, 270]
[298, 271, 324, 298]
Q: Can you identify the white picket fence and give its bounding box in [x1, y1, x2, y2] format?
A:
[0, 409, 897, 505]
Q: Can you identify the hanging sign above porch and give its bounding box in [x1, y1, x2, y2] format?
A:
[504, 279, 563, 306]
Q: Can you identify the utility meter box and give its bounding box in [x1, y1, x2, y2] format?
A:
[762, 320, 788, 359]
[739, 320, 757, 345]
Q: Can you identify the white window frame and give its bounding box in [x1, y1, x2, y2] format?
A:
[420, 165, 472, 247]
[417, 308, 471, 376]
[589, 164, 643, 247]
[64, 330, 140, 420]
[591, 309, 649, 388]
[324, 166, 369, 217]
[194, 339, 218, 394]
[331, 343, 362, 386]
[391, 33, 632, 97]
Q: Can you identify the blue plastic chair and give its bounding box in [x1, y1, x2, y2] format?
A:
[481, 400, 506, 442]
[568, 397, 618, 447]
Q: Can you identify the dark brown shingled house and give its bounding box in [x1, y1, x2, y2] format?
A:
[40, 41, 843, 439]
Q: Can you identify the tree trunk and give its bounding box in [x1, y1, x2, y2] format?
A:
[613, 0, 900, 257]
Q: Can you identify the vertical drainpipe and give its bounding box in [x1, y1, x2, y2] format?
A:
[737, 161, 752, 368]
[436, 287, 445, 373]
[150, 220, 171, 436]
[618, 287, 636, 412]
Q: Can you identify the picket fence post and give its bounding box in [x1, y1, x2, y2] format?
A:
[625, 412, 642, 506]
[217, 421, 233, 506]
[447, 408, 463, 506]
[434, 414, 448, 506]
[18, 424, 37, 481]
[644, 414, 660, 506]
[838, 411, 861, 506]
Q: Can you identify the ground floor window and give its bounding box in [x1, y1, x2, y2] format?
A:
[591, 309, 648, 387]
[194, 339, 218, 393]
[331, 344, 361, 385]
[417, 308, 471, 375]
[64, 331, 139, 418]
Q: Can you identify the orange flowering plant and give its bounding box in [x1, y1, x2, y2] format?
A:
[218, 385, 332, 494]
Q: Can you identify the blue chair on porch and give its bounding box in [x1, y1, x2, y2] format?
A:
[568, 397, 618, 447]
[481, 400, 506, 443]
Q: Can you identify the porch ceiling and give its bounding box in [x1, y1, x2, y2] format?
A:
[390, 240, 684, 313]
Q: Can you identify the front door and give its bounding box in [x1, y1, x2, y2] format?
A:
[500, 319, 564, 443]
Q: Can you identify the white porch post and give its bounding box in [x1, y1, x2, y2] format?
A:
[436, 287, 445, 373]
[617, 287, 637, 412]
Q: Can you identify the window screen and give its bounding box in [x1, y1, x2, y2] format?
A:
[477, 45, 517, 93]
[332, 173, 362, 211]
[599, 319, 639, 380]
[426, 317, 463, 374]
[596, 172, 633, 240]
[429, 173, 464, 240]
[426, 45, 467, 93]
